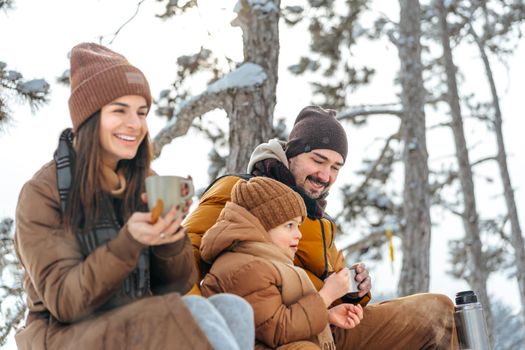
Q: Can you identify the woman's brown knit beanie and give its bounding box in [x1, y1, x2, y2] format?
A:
[285, 105, 348, 162]
[68, 42, 152, 131]
[231, 177, 307, 231]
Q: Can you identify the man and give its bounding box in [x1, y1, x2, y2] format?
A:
[185, 106, 457, 349]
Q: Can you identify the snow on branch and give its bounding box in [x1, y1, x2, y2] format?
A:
[1, 63, 50, 125]
[207, 62, 266, 93]
[151, 63, 267, 158]
[17, 79, 49, 95]
[234, 0, 279, 15]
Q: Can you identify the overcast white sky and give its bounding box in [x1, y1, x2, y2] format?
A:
[1, 1, 524, 344]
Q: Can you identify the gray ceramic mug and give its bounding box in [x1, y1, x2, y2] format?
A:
[145, 175, 194, 217]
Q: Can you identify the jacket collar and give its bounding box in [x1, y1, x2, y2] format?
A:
[248, 140, 328, 219]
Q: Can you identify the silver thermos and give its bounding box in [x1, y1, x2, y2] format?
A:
[454, 290, 490, 350]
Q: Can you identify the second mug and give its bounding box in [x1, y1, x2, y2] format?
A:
[145, 175, 194, 217]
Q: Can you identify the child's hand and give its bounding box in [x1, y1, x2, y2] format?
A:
[319, 268, 351, 307]
[328, 303, 363, 329]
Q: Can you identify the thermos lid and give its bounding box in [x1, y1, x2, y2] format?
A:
[455, 290, 478, 305]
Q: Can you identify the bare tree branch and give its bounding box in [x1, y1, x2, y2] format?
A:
[345, 130, 401, 203]
[337, 105, 403, 121]
[471, 156, 497, 167]
[0, 0, 13, 12]
[104, 0, 147, 45]
[0, 302, 24, 345]
[0, 284, 23, 295]
[427, 121, 451, 130]
[340, 231, 386, 255]
[339, 224, 400, 256]
[441, 202, 464, 218]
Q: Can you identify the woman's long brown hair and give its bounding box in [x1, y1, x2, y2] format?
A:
[63, 111, 152, 233]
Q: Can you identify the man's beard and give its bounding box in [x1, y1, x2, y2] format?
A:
[304, 175, 329, 199]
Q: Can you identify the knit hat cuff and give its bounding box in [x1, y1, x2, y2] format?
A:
[68, 64, 151, 130]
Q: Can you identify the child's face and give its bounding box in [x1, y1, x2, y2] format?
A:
[267, 216, 303, 258]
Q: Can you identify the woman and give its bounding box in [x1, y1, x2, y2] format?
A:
[14, 42, 253, 350]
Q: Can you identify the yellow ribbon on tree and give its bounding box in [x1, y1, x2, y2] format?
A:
[385, 228, 394, 264]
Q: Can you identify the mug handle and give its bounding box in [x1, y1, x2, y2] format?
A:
[180, 178, 194, 201]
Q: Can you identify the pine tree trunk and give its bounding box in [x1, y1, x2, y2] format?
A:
[436, 0, 494, 343]
[469, 22, 525, 332]
[226, 0, 280, 173]
[397, 0, 431, 296]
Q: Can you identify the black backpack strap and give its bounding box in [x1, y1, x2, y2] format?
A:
[202, 173, 253, 196]
[323, 212, 334, 221]
[54, 128, 75, 213]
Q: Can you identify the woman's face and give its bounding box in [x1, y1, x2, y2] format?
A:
[99, 95, 148, 169]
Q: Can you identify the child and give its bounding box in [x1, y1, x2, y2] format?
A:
[200, 177, 363, 349]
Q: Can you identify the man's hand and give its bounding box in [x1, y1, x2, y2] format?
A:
[181, 175, 193, 220]
[351, 262, 372, 297]
[328, 303, 363, 329]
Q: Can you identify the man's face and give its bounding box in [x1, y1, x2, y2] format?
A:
[288, 149, 344, 199]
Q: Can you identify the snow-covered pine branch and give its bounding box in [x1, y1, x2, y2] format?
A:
[152, 62, 267, 158]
